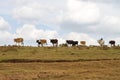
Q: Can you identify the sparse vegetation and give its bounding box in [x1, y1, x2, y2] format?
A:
[0, 46, 120, 80]
[0, 46, 120, 62]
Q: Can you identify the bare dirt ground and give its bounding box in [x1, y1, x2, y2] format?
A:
[0, 60, 120, 80]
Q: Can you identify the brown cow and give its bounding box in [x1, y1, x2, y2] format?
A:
[36, 39, 47, 47]
[40, 39, 47, 47]
[80, 41, 86, 46]
[14, 38, 24, 46]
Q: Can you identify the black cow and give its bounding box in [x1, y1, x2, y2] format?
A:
[109, 40, 115, 47]
[66, 40, 73, 46]
[50, 39, 58, 47]
[66, 40, 78, 46]
[72, 41, 78, 46]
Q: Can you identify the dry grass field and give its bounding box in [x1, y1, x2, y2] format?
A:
[0, 46, 120, 80]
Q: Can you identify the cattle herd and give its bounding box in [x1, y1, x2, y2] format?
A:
[13, 37, 117, 47]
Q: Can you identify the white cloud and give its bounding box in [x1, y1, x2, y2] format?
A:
[0, 16, 13, 45]
[0, 31, 13, 40]
[103, 16, 120, 28]
[0, 31, 14, 45]
[12, 0, 34, 5]
[97, 16, 120, 35]
[66, 0, 101, 24]
[112, 38, 120, 45]
[0, 0, 120, 46]
[13, 6, 43, 23]
[0, 16, 11, 31]
[59, 0, 120, 37]
[15, 24, 58, 40]
[12, 1, 64, 25]
[84, 0, 120, 4]
[59, 0, 103, 33]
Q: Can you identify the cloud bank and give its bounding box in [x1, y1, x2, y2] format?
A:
[0, 0, 120, 46]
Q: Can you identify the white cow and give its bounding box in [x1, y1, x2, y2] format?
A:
[97, 38, 105, 47]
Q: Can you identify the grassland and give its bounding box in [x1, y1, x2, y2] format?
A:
[0, 46, 120, 80]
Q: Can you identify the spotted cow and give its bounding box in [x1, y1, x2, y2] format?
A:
[36, 39, 47, 47]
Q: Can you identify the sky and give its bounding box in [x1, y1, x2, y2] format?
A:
[0, 0, 120, 46]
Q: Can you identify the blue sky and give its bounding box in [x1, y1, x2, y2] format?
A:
[0, 0, 120, 46]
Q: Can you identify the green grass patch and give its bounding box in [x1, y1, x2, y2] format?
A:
[0, 46, 120, 62]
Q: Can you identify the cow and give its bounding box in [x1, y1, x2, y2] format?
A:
[97, 38, 105, 47]
[36, 40, 41, 47]
[66, 40, 73, 46]
[14, 38, 24, 46]
[80, 41, 86, 46]
[72, 41, 78, 46]
[36, 39, 47, 47]
[109, 40, 115, 47]
[50, 39, 58, 47]
[66, 40, 78, 46]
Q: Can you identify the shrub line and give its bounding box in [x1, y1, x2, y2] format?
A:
[0, 58, 120, 63]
